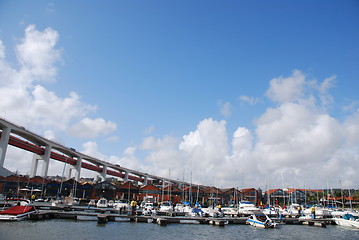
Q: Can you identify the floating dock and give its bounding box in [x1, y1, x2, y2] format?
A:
[28, 207, 334, 228]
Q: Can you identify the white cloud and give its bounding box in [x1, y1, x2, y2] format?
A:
[265, 69, 306, 103]
[0, 25, 116, 177]
[16, 24, 61, 84]
[0, 25, 96, 130]
[255, 103, 342, 170]
[318, 76, 335, 105]
[218, 101, 232, 117]
[68, 118, 117, 139]
[130, 73, 359, 188]
[0, 40, 6, 59]
[239, 95, 259, 105]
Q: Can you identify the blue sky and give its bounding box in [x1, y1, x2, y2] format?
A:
[0, 1, 358, 189]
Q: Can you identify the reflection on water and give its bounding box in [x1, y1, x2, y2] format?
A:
[0, 219, 358, 240]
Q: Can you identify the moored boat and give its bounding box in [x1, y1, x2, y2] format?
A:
[96, 198, 108, 208]
[0, 199, 37, 221]
[246, 210, 279, 228]
[159, 201, 173, 213]
[237, 201, 260, 216]
[333, 213, 359, 229]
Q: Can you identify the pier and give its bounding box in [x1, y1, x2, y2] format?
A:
[26, 205, 333, 228]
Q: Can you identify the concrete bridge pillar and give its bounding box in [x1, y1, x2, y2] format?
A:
[40, 144, 52, 178]
[143, 176, 148, 185]
[74, 156, 82, 182]
[100, 165, 107, 181]
[124, 171, 129, 182]
[65, 165, 74, 180]
[30, 154, 41, 178]
[0, 126, 11, 167]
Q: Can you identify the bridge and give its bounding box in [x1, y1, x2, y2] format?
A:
[0, 117, 190, 187]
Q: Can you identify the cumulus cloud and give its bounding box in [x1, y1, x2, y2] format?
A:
[16, 24, 62, 84]
[265, 69, 307, 103]
[218, 101, 232, 117]
[0, 25, 116, 176]
[68, 118, 117, 139]
[58, 70, 358, 189]
[133, 71, 359, 188]
[0, 25, 96, 130]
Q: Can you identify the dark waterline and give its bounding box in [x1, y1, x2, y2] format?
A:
[1, 219, 359, 240]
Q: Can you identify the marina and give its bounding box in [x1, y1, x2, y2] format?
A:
[0, 217, 358, 240]
[0, 203, 342, 228]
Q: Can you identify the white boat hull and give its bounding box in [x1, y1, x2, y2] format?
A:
[0, 210, 36, 221]
[334, 218, 359, 229]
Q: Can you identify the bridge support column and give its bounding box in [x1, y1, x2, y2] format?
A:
[65, 165, 74, 180]
[30, 154, 41, 178]
[143, 176, 148, 185]
[100, 165, 107, 181]
[124, 171, 129, 182]
[40, 145, 51, 178]
[0, 126, 11, 167]
[74, 157, 82, 182]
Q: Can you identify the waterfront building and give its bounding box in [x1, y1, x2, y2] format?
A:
[221, 188, 243, 205]
[161, 184, 182, 203]
[116, 181, 139, 201]
[138, 183, 161, 202]
[202, 186, 224, 206]
[93, 180, 117, 199]
[241, 188, 260, 205]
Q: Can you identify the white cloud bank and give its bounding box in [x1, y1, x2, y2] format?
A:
[120, 70, 359, 189]
[1, 26, 358, 190]
[0, 25, 116, 175]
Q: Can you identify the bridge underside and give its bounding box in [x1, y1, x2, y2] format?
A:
[0, 118, 190, 188]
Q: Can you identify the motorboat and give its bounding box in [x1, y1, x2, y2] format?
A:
[262, 206, 280, 216]
[96, 198, 108, 208]
[246, 210, 279, 228]
[0, 199, 37, 221]
[221, 205, 238, 217]
[114, 200, 130, 213]
[237, 201, 260, 215]
[174, 202, 192, 214]
[189, 207, 204, 217]
[159, 201, 173, 213]
[281, 203, 301, 217]
[140, 196, 155, 208]
[330, 208, 345, 218]
[201, 206, 222, 217]
[333, 213, 359, 229]
[142, 202, 156, 215]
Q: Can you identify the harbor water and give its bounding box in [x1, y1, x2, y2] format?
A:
[1, 219, 358, 240]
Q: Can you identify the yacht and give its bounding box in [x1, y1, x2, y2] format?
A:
[237, 201, 260, 215]
[96, 198, 108, 208]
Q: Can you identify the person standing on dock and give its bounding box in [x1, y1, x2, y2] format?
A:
[297, 205, 302, 216]
[217, 204, 222, 216]
[130, 199, 137, 216]
[310, 206, 316, 219]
